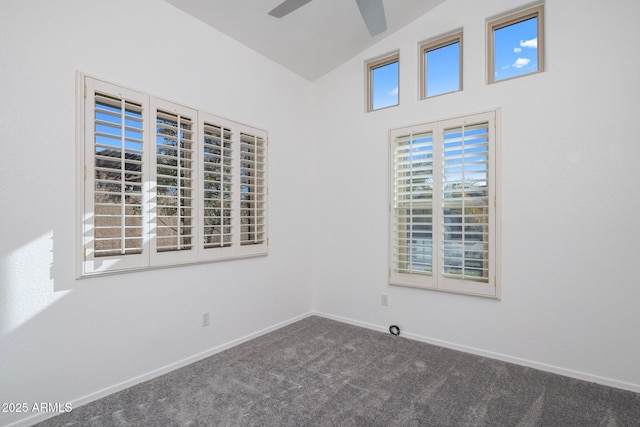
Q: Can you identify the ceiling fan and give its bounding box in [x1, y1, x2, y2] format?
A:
[268, 0, 387, 36]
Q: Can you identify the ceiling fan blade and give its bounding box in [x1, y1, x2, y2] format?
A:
[355, 0, 387, 36]
[268, 0, 313, 18]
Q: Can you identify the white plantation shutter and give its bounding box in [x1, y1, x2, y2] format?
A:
[389, 111, 498, 298]
[83, 78, 150, 275]
[202, 120, 233, 250]
[442, 123, 489, 281]
[150, 99, 197, 264]
[198, 118, 268, 261]
[239, 131, 267, 250]
[391, 126, 437, 288]
[93, 95, 145, 256]
[79, 74, 268, 276]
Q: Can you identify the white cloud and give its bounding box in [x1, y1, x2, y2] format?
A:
[513, 58, 531, 68]
[514, 47, 522, 53]
[389, 87, 398, 96]
[520, 38, 537, 49]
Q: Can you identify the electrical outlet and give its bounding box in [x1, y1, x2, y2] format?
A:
[381, 294, 388, 306]
[201, 312, 210, 327]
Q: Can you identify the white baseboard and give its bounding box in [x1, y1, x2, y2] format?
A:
[314, 311, 640, 394]
[7, 312, 315, 427]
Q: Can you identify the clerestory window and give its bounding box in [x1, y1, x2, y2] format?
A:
[420, 31, 463, 99]
[366, 52, 399, 112]
[487, 4, 544, 83]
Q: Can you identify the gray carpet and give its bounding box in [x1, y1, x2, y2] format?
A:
[35, 316, 640, 426]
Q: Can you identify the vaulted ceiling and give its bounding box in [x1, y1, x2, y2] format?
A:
[163, 0, 447, 81]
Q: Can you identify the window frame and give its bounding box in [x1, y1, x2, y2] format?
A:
[388, 110, 500, 299]
[419, 31, 463, 99]
[77, 73, 268, 278]
[365, 51, 400, 112]
[487, 3, 544, 84]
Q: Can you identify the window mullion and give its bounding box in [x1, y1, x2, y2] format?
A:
[119, 98, 127, 255]
[231, 130, 241, 251]
[221, 130, 227, 246]
[408, 133, 414, 273]
[252, 134, 258, 244]
[460, 124, 466, 280]
[433, 123, 442, 284]
[177, 114, 183, 251]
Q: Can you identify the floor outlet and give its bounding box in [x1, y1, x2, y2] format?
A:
[202, 312, 210, 327]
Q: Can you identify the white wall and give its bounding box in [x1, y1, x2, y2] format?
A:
[311, 0, 640, 391]
[0, 1, 314, 425]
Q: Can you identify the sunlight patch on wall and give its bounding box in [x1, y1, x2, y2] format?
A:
[0, 232, 69, 335]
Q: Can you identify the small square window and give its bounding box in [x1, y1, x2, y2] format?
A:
[487, 4, 544, 83]
[366, 52, 399, 112]
[419, 31, 463, 99]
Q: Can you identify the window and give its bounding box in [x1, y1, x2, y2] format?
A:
[420, 31, 463, 99]
[389, 111, 499, 298]
[79, 74, 268, 276]
[488, 4, 544, 83]
[366, 52, 399, 112]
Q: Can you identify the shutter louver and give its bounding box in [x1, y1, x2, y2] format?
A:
[393, 131, 434, 275]
[155, 110, 195, 252]
[93, 93, 144, 257]
[239, 133, 266, 246]
[442, 123, 489, 282]
[203, 123, 233, 248]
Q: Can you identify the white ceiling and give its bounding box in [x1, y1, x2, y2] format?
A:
[163, 0, 447, 81]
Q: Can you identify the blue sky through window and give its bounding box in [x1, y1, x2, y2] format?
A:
[371, 60, 398, 110]
[370, 13, 538, 107]
[95, 101, 143, 151]
[426, 41, 460, 97]
[494, 16, 538, 81]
